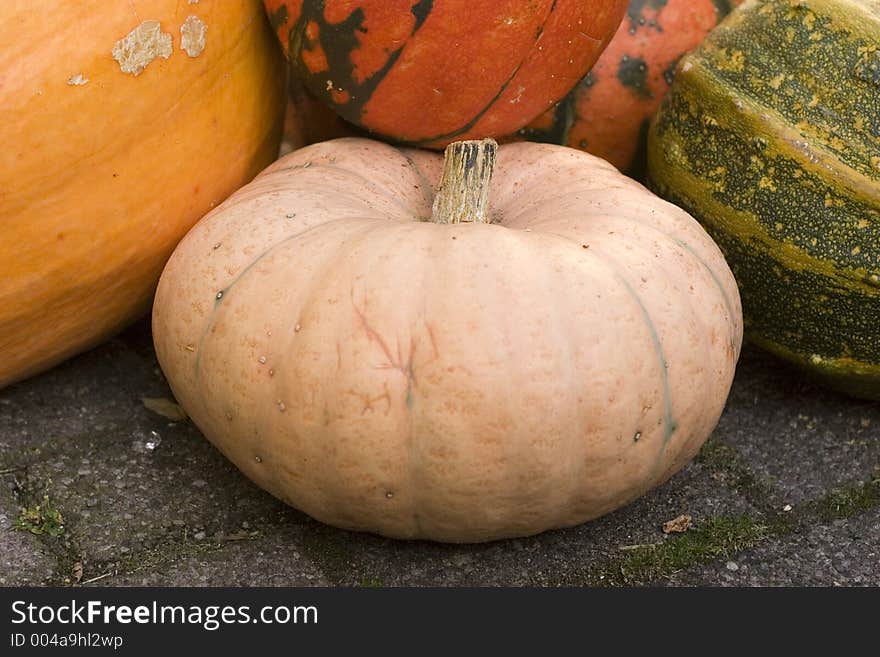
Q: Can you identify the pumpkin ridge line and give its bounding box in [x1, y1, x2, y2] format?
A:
[501, 192, 737, 327]
[403, 1, 562, 146]
[395, 147, 435, 214]
[540, 230, 677, 452]
[652, 154, 880, 297]
[749, 333, 880, 380]
[192, 217, 384, 381]
[671, 237, 738, 348]
[611, 272, 677, 454]
[507, 200, 739, 328]
[267, 161, 419, 215]
[681, 56, 880, 198]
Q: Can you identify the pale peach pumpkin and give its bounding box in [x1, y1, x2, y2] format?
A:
[0, 0, 285, 387]
[153, 137, 743, 542]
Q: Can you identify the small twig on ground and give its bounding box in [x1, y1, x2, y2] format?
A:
[81, 572, 112, 585]
[618, 543, 662, 551]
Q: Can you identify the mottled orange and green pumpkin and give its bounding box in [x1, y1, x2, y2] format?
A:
[264, 0, 629, 148]
[520, 0, 743, 176]
[648, 0, 880, 399]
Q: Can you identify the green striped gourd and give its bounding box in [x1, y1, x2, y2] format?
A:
[647, 0, 880, 399]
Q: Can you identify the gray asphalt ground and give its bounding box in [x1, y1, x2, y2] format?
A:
[2, 317, 878, 587]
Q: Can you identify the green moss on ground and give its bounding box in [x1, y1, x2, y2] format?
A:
[6, 471, 82, 585]
[811, 478, 880, 522]
[562, 516, 769, 587]
[695, 439, 786, 521]
[15, 489, 65, 537]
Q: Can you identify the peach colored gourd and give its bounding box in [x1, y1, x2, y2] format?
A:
[153, 137, 743, 542]
[0, 0, 284, 387]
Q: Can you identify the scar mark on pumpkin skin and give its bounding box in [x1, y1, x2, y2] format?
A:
[351, 292, 421, 408]
[181, 15, 207, 57]
[353, 296, 417, 379]
[348, 385, 392, 416]
[112, 20, 172, 76]
[426, 323, 439, 360]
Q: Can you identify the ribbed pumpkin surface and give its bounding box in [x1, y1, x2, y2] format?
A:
[648, 0, 880, 398]
[264, 0, 628, 148]
[152, 137, 742, 542]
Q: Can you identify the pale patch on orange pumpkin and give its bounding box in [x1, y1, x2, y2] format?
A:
[180, 15, 207, 58]
[112, 20, 172, 76]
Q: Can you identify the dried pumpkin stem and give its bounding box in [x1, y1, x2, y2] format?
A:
[431, 138, 497, 224]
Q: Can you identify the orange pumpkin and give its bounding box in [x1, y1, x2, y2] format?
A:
[153, 137, 743, 542]
[281, 73, 357, 155]
[264, 0, 629, 148]
[519, 0, 743, 176]
[0, 1, 285, 388]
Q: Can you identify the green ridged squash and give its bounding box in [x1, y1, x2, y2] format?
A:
[647, 0, 880, 399]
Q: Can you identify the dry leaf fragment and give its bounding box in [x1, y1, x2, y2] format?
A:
[72, 561, 83, 584]
[141, 397, 188, 421]
[662, 514, 692, 534]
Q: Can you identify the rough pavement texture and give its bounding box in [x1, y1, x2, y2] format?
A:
[1, 319, 878, 587]
[666, 507, 880, 587]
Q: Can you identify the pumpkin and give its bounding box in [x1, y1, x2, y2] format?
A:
[281, 72, 357, 155]
[263, 0, 629, 148]
[518, 0, 743, 177]
[647, 0, 880, 399]
[0, 1, 285, 388]
[152, 136, 743, 542]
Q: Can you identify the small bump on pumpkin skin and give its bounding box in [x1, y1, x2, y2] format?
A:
[294, 324, 301, 332]
[277, 401, 286, 412]
[258, 355, 267, 364]
[216, 291, 223, 300]
[385, 492, 394, 499]
[213, 242, 221, 250]
[634, 431, 642, 442]
[254, 455, 263, 463]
